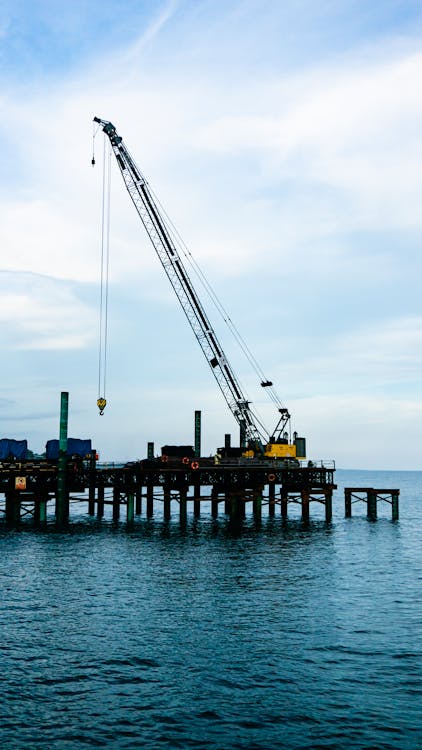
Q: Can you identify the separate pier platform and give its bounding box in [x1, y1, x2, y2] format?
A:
[344, 487, 400, 521]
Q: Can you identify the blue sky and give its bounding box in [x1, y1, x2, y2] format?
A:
[1, 0, 422, 468]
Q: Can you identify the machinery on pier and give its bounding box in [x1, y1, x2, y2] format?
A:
[93, 117, 305, 460]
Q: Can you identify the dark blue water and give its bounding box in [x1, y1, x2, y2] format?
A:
[1, 469, 421, 749]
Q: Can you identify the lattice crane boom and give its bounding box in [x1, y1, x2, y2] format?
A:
[94, 117, 269, 449]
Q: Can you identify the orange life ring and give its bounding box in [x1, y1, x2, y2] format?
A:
[191, 461, 199, 470]
[161, 455, 168, 462]
[268, 473, 276, 482]
[182, 456, 190, 465]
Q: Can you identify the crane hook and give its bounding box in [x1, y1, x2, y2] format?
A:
[97, 397, 107, 416]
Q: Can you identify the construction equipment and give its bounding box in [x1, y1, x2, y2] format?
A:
[93, 117, 305, 459]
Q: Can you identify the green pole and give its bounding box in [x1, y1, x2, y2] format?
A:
[194, 411, 201, 459]
[39, 495, 47, 526]
[56, 391, 69, 526]
[127, 492, 135, 524]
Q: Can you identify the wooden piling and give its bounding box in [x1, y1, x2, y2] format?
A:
[126, 492, 134, 524]
[211, 488, 219, 518]
[135, 474, 143, 515]
[112, 487, 120, 521]
[345, 489, 352, 517]
[253, 492, 262, 521]
[179, 488, 187, 523]
[281, 490, 288, 519]
[325, 489, 333, 522]
[268, 483, 275, 517]
[147, 484, 154, 517]
[5, 491, 20, 525]
[193, 484, 201, 517]
[163, 487, 171, 520]
[392, 492, 399, 521]
[367, 490, 377, 520]
[97, 484, 104, 518]
[301, 489, 310, 522]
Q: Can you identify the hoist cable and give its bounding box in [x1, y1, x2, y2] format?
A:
[148, 183, 286, 412]
[102, 146, 111, 398]
[97, 139, 111, 410]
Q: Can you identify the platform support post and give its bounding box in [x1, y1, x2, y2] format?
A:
[88, 450, 96, 516]
[163, 488, 171, 520]
[180, 488, 187, 524]
[56, 391, 69, 527]
[147, 484, 154, 517]
[253, 491, 262, 520]
[135, 477, 143, 515]
[193, 483, 201, 517]
[113, 487, 120, 521]
[301, 489, 310, 522]
[211, 488, 219, 518]
[392, 492, 399, 521]
[126, 492, 134, 524]
[345, 489, 352, 517]
[268, 483, 275, 516]
[5, 491, 20, 525]
[367, 490, 377, 520]
[230, 494, 244, 520]
[281, 490, 288, 519]
[97, 484, 104, 519]
[224, 433, 231, 449]
[325, 489, 332, 522]
[38, 494, 48, 526]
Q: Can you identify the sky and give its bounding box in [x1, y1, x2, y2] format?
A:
[0, 0, 421, 469]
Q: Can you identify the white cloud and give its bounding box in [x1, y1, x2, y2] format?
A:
[0, 273, 95, 349]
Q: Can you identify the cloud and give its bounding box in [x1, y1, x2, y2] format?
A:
[0, 272, 95, 350]
[198, 50, 422, 235]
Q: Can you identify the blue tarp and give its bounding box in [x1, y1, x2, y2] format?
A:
[46, 438, 92, 460]
[0, 439, 28, 460]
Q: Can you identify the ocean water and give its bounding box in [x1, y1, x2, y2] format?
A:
[0, 469, 421, 749]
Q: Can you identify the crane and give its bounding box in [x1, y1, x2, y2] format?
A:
[93, 117, 300, 458]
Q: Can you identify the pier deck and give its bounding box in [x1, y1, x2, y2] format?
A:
[0, 457, 337, 526]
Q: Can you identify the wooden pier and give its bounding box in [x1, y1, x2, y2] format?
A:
[0, 457, 337, 527]
[344, 487, 400, 521]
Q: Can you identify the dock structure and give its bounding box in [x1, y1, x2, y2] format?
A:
[344, 487, 400, 521]
[0, 457, 336, 527]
